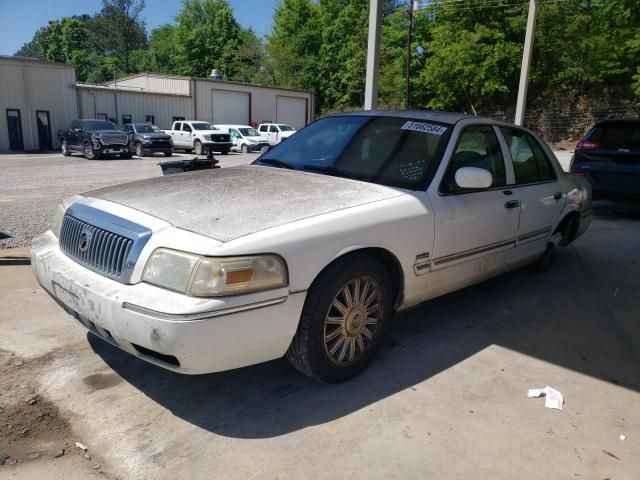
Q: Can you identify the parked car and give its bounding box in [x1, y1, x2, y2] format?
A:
[163, 121, 232, 155]
[58, 119, 131, 160]
[214, 124, 269, 153]
[33, 111, 591, 383]
[570, 119, 640, 199]
[123, 123, 173, 157]
[258, 123, 297, 145]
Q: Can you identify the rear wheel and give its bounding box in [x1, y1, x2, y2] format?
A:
[221, 148, 229, 155]
[241, 144, 249, 154]
[164, 150, 173, 157]
[61, 140, 71, 156]
[120, 151, 133, 159]
[286, 254, 393, 383]
[194, 141, 203, 155]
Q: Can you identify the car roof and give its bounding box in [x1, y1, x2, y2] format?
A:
[594, 118, 640, 127]
[215, 124, 253, 128]
[336, 109, 488, 126]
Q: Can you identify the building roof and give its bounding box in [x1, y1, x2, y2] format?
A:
[0, 55, 73, 68]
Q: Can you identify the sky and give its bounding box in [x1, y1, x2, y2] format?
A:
[0, 0, 278, 56]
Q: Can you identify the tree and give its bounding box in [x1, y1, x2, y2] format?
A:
[93, 0, 147, 74]
[144, 24, 179, 73]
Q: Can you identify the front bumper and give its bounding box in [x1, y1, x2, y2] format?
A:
[31, 231, 305, 374]
[202, 141, 233, 152]
[96, 144, 130, 155]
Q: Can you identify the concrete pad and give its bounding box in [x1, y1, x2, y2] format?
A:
[1, 206, 639, 479]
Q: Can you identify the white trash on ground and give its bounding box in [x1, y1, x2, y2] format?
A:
[619, 434, 626, 441]
[527, 386, 564, 410]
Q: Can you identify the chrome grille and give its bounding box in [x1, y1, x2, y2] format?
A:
[101, 135, 128, 145]
[60, 215, 133, 279]
[57, 204, 151, 283]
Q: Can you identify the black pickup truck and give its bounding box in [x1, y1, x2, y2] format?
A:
[58, 119, 131, 160]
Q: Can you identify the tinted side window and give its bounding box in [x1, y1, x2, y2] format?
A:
[441, 125, 506, 194]
[259, 125, 267, 132]
[182, 123, 192, 132]
[270, 125, 278, 133]
[174, 122, 182, 130]
[501, 128, 556, 184]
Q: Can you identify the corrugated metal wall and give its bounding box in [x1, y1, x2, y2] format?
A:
[77, 89, 193, 130]
[194, 79, 312, 127]
[0, 58, 77, 150]
[107, 74, 191, 96]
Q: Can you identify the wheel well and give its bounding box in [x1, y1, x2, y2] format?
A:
[554, 211, 580, 246]
[314, 248, 404, 309]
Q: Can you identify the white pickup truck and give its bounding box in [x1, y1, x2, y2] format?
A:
[163, 121, 233, 155]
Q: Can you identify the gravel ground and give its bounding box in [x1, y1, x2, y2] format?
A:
[0, 150, 572, 249]
[0, 152, 256, 249]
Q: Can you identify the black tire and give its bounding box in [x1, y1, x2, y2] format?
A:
[221, 148, 229, 155]
[194, 141, 203, 155]
[241, 144, 249, 154]
[120, 151, 133, 159]
[61, 140, 71, 156]
[286, 254, 393, 383]
[135, 142, 144, 157]
[184, 148, 193, 154]
[532, 242, 556, 272]
[164, 150, 173, 157]
[83, 143, 99, 160]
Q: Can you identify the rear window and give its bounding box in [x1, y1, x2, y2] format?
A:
[598, 123, 640, 149]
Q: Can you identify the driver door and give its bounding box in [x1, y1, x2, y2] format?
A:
[427, 124, 519, 294]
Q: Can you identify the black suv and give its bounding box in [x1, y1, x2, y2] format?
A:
[570, 119, 640, 199]
[58, 119, 131, 160]
[123, 123, 173, 157]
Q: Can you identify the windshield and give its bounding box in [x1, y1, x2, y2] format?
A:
[278, 124, 296, 132]
[254, 116, 451, 190]
[136, 124, 161, 133]
[84, 120, 117, 131]
[192, 122, 216, 131]
[239, 128, 260, 137]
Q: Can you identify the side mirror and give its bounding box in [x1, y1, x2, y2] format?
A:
[454, 166, 493, 190]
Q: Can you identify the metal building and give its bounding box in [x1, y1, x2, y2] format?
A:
[1, 57, 314, 152]
[0, 56, 77, 151]
[76, 72, 314, 131]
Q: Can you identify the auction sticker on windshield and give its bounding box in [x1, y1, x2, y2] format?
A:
[401, 121, 448, 135]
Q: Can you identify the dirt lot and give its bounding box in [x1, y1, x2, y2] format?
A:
[1, 150, 638, 479]
[0, 151, 256, 249]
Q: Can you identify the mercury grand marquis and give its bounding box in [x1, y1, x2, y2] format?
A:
[32, 111, 592, 383]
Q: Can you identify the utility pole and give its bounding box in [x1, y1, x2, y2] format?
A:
[405, 0, 414, 110]
[364, 0, 383, 110]
[114, 69, 119, 125]
[515, 0, 538, 126]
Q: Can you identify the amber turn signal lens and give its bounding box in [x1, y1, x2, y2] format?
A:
[226, 268, 254, 284]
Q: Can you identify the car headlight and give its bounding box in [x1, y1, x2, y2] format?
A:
[51, 203, 66, 238]
[142, 248, 288, 297]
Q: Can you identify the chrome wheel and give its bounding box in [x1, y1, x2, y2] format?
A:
[84, 143, 94, 159]
[323, 276, 382, 366]
[136, 142, 143, 157]
[61, 141, 67, 155]
[195, 141, 203, 155]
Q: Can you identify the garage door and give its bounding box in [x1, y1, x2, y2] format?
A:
[212, 90, 250, 125]
[276, 96, 307, 130]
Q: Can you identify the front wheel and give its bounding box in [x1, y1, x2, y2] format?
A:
[286, 254, 393, 383]
[164, 150, 173, 157]
[241, 144, 248, 154]
[135, 142, 144, 157]
[61, 140, 71, 156]
[194, 141, 203, 155]
[83, 143, 99, 160]
[221, 148, 229, 155]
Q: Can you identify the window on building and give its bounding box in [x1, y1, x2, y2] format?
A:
[501, 128, 557, 184]
[6, 109, 24, 150]
[122, 114, 132, 125]
[145, 115, 155, 124]
[172, 116, 185, 123]
[96, 113, 108, 120]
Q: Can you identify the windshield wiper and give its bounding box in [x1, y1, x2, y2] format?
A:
[258, 158, 297, 170]
[302, 165, 361, 181]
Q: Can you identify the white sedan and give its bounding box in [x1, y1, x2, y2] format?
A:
[32, 111, 592, 383]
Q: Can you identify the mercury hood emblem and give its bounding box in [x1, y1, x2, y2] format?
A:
[78, 229, 93, 253]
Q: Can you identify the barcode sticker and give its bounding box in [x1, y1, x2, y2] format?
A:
[401, 121, 448, 135]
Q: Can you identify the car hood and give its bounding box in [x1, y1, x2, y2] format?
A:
[92, 130, 127, 136]
[139, 133, 171, 140]
[86, 165, 405, 242]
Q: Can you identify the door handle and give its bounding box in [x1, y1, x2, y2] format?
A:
[505, 200, 520, 209]
[503, 190, 513, 196]
[554, 192, 563, 200]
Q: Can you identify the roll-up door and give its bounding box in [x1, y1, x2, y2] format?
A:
[276, 96, 307, 130]
[212, 90, 250, 125]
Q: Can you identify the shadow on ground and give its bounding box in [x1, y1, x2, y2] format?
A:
[90, 201, 640, 439]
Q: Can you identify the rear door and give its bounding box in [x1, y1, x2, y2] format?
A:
[499, 127, 564, 255]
